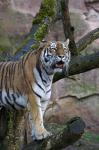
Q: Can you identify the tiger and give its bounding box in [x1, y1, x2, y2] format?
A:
[0, 39, 71, 140]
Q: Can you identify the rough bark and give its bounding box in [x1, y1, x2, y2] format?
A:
[0, 109, 26, 150]
[60, 0, 77, 56]
[23, 117, 85, 150]
[0, 108, 7, 141]
[5, 110, 25, 150]
[76, 28, 99, 52]
[53, 51, 99, 82]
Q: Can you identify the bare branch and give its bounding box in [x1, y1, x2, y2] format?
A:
[53, 51, 99, 82]
[76, 28, 99, 52]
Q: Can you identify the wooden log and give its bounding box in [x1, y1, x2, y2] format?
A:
[23, 117, 85, 150]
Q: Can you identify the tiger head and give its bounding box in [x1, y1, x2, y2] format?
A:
[40, 39, 71, 75]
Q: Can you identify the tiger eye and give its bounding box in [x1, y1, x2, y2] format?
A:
[50, 49, 56, 54]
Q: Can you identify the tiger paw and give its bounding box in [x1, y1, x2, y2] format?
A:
[32, 128, 52, 140]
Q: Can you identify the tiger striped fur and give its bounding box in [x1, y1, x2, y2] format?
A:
[0, 39, 71, 140]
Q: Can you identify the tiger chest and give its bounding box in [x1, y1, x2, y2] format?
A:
[33, 83, 52, 100]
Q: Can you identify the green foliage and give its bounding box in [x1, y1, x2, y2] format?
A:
[83, 131, 99, 143]
[34, 24, 48, 41]
[33, 0, 56, 24]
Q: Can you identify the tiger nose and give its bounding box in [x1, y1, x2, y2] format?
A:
[58, 55, 65, 58]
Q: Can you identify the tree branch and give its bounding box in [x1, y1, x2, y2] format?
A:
[23, 117, 85, 150]
[11, 0, 56, 61]
[53, 51, 99, 82]
[76, 28, 99, 52]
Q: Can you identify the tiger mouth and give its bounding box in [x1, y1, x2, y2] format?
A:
[55, 61, 65, 68]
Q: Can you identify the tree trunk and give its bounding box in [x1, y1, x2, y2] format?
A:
[60, 0, 77, 55]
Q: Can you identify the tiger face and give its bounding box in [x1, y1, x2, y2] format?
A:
[40, 39, 71, 74]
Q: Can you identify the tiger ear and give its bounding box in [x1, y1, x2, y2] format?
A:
[65, 38, 69, 47]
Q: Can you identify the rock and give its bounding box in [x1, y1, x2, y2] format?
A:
[85, 0, 99, 3]
[45, 94, 99, 133]
[69, 0, 87, 12]
[10, 0, 42, 17]
[85, 9, 99, 21]
[46, 11, 89, 42]
[0, 0, 41, 57]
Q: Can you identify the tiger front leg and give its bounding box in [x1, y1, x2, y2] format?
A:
[28, 94, 51, 140]
[41, 99, 50, 116]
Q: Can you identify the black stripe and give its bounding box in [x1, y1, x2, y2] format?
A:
[4, 64, 8, 90]
[17, 61, 20, 71]
[21, 57, 31, 92]
[5, 94, 16, 110]
[36, 64, 47, 84]
[33, 89, 41, 99]
[41, 99, 49, 103]
[5, 96, 12, 108]
[8, 63, 12, 88]
[12, 63, 16, 84]
[0, 63, 7, 87]
[0, 63, 8, 104]
[27, 80, 42, 99]
[46, 84, 50, 87]
[16, 88, 21, 96]
[12, 94, 25, 109]
[46, 89, 51, 93]
[6, 90, 11, 100]
[10, 63, 15, 90]
[44, 48, 46, 56]
[44, 48, 50, 63]
[15, 101, 25, 109]
[35, 81, 45, 92]
[11, 94, 16, 101]
[43, 65, 50, 76]
[6, 91, 15, 107]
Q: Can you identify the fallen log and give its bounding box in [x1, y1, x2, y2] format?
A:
[23, 117, 85, 150]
